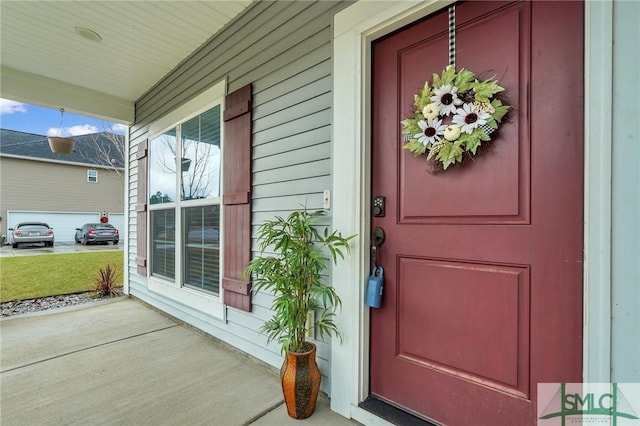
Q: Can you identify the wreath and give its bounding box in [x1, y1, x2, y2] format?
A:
[401, 65, 510, 171]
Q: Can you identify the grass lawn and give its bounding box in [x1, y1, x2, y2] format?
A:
[0, 251, 124, 302]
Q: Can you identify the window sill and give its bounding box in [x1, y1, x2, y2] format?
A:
[148, 277, 224, 321]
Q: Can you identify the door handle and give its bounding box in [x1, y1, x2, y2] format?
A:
[371, 226, 386, 268]
[373, 226, 385, 247]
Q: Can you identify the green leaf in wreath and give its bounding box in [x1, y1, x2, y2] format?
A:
[459, 128, 491, 155]
[401, 118, 422, 136]
[432, 72, 441, 87]
[403, 139, 427, 156]
[472, 79, 505, 103]
[432, 65, 456, 88]
[490, 99, 510, 122]
[486, 117, 498, 130]
[454, 68, 476, 93]
[465, 138, 481, 155]
[416, 86, 432, 110]
[441, 65, 456, 86]
[436, 140, 464, 170]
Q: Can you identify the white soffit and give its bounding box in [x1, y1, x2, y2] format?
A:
[0, 1, 252, 123]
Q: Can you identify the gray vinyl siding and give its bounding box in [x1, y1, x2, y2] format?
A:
[127, 1, 351, 394]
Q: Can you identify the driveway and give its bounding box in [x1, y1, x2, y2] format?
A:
[0, 241, 122, 257]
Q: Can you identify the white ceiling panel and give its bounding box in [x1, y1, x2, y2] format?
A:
[0, 1, 252, 123]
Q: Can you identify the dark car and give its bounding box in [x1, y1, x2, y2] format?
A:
[75, 223, 119, 245]
[9, 222, 55, 248]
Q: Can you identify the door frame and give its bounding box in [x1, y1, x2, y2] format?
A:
[330, 0, 612, 423]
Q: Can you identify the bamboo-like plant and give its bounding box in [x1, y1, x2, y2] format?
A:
[244, 208, 355, 354]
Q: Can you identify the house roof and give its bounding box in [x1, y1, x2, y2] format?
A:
[0, 1, 253, 124]
[0, 129, 125, 168]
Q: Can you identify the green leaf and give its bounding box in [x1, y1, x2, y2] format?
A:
[403, 139, 427, 156]
[492, 104, 510, 123]
[415, 85, 432, 110]
[472, 79, 505, 103]
[432, 72, 441, 87]
[436, 140, 463, 169]
[440, 65, 456, 86]
[458, 133, 477, 155]
[459, 129, 491, 155]
[491, 98, 503, 108]
[401, 118, 422, 136]
[465, 139, 481, 155]
[479, 129, 491, 142]
[454, 68, 475, 93]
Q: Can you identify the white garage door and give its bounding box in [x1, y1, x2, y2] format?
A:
[7, 211, 125, 243]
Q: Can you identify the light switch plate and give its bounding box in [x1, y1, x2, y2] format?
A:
[323, 189, 331, 210]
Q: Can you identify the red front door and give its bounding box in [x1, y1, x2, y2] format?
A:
[370, 2, 584, 425]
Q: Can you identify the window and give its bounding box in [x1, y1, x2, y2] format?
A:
[183, 204, 220, 293]
[148, 104, 222, 296]
[87, 170, 98, 183]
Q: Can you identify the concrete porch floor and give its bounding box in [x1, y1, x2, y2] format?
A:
[0, 298, 360, 426]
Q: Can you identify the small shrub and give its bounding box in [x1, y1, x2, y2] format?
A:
[94, 264, 121, 297]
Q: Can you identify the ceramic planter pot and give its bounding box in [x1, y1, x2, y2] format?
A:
[48, 137, 75, 155]
[280, 342, 321, 419]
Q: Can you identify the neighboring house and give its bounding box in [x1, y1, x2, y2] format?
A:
[0, 129, 125, 242]
[1, 1, 638, 425]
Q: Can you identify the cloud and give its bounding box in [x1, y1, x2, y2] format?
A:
[67, 124, 100, 135]
[111, 123, 128, 134]
[0, 99, 27, 115]
[47, 124, 99, 136]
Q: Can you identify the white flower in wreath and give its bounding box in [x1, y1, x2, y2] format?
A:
[430, 84, 463, 116]
[452, 102, 492, 134]
[414, 118, 446, 146]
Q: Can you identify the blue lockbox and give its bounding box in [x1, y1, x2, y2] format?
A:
[365, 267, 384, 308]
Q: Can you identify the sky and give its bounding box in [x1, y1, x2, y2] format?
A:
[0, 98, 126, 137]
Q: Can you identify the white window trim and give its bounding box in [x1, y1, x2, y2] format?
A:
[146, 79, 227, 321]
[331, 1, 606, 423]
[87, 169, 98, 183]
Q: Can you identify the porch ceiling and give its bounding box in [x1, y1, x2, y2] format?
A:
[0, 1, 252, 124]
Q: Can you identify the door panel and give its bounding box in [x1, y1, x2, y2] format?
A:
[370, 2, 584, 425]
[397, 258, 529, 394]
[399, 2, 529, 223]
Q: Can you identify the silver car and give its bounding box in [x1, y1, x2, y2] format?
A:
[75, 223, 119, 245]
[9, 222, 55, 248]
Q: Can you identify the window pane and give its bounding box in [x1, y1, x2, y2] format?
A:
[149, 130, 177, 204]
[180, 106, 221, 201]
[151, 209, 175, 280]
[183, 205, 220, 295]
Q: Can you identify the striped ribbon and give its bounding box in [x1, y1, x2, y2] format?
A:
[448, 4, 456, 69]
[404, 3, 458, 144]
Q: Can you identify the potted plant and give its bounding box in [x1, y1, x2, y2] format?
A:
[244, 208, 355, 419]
[47, 136, 75, 154]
